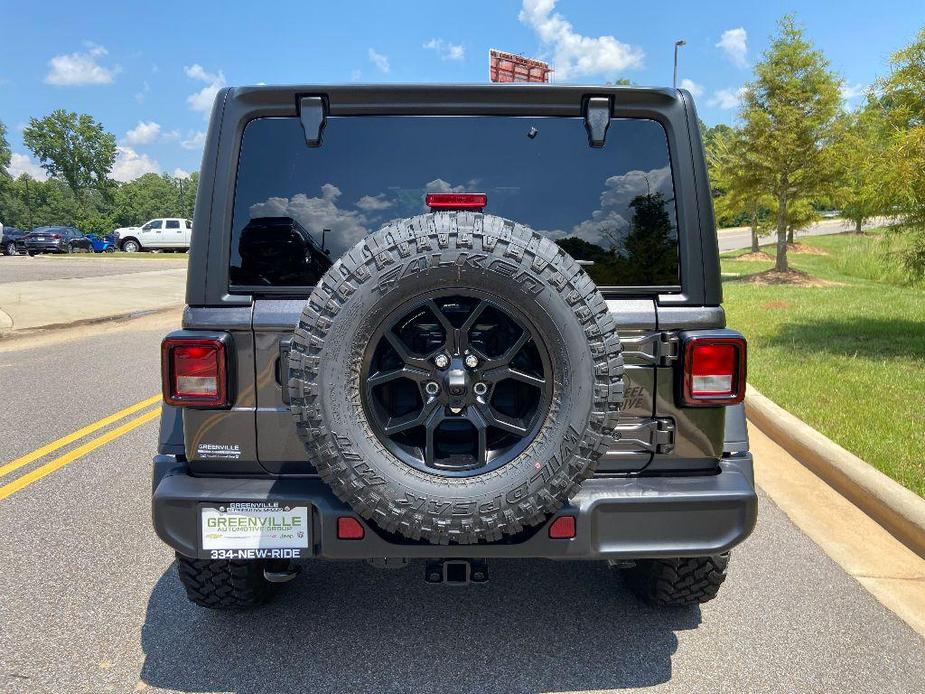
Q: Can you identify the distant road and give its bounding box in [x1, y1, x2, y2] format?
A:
[717, 217, 890, 253]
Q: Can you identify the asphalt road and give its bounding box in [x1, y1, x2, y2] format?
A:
[0, 254, 188, 284]
[0, 317, 923, 693]
[716, 217, 888, 252]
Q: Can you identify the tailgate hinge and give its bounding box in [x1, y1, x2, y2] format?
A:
[583, 96, 612, 148]
[654, 332, 680, 366]
[611, 417, 676, 455]
[620, 331, 679, 366]
[298, 95, 327, 147]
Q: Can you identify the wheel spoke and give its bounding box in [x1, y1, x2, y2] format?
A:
[464, 407, 489, 466]
[458, 300, 489, 352]
[477, 328, 532, 369]
[476, 403, 529, 437]
[425, 300, 458, 353]
[384, 398, 440, 435]
[422, 405, 444, 467]
[480, 366, 546, 391]
[366, 366, 430, 388]
[383, 330, 431, 369]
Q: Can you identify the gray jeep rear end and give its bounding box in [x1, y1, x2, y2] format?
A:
[153, 85, 755, 603]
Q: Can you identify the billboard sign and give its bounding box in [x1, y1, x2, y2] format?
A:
[489, 49, 552, 83]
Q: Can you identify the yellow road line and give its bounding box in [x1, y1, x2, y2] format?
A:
[0, 407, 160, 501]
[0, 394, 161, 479]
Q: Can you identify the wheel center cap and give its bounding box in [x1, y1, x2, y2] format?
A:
[445, 357, 469, 407]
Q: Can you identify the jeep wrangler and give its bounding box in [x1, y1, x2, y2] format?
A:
[153, 84, 756, 609]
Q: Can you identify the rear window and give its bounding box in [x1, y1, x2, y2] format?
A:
[230, 116, 680, 290]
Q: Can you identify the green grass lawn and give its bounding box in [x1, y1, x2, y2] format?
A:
[721, 232, 925, 496]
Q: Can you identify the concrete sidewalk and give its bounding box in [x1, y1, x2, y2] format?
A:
[0, 267, 186, 335]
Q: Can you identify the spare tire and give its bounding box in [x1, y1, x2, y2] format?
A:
[288, 213, 623, 544]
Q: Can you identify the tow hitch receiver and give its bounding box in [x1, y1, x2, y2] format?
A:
[425, 559, 488, 585]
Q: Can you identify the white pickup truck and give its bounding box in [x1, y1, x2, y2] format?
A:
[114, 218, 193, 252]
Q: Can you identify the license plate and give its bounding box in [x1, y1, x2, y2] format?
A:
[200, 502, 309, 560]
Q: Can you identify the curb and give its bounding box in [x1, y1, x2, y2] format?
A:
[745, 385, 925, 559]
[0, 305, 183, 342]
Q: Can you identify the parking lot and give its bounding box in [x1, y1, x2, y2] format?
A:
[0, 254, 188, 284]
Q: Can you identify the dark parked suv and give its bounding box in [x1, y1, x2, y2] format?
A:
[153, 85, 756, 609]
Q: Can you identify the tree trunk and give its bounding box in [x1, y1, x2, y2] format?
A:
[787, 226, 794, 244]
[855, 218, 863, 234]
[750, 204, 759, 253]
[775, 192, 788, 272]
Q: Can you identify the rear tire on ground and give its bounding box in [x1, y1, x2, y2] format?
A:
[122, 238, 140, 253]
[622, 554, 729, 606]
[175, 553, 279, 610]
[4, 242, 16, 256]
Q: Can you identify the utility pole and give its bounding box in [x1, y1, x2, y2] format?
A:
[673, 40, 686, 88]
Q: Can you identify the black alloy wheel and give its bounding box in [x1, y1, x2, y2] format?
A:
[362, 290, 551, 476]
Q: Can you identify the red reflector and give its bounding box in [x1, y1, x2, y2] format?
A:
[337, 516, 365, 540]
[682, 335, 746, 405]
[548, 515, 576, 539]
[161, 338, 228, 407]
[425, 193, 487, 210]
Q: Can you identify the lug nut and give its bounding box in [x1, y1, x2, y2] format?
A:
[425, 381, 440, 396]
[434, 353, 449, 369]
[473, 382, 488, 396]
[464, 354, 479, 368]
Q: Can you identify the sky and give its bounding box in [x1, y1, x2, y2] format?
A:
[1, 0, 922, 182]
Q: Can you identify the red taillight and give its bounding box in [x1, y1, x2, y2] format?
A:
[52, 234, 61, 240]
[548, 515, 576, 539]
[425, 192, 487, 210]
[682, 335, 746, 405]
[337, 516, 365, 540]
[161, 337, 228, 407]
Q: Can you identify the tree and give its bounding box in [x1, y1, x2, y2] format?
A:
[112, 172, 199, 226]
[709, 125, 772, 252]
[22, 110, 116, 203]
[0, 119, 11, 180]
[877, 27, 925, 279]
[832, 99, 887, 233]
[738, 16, 842, 272]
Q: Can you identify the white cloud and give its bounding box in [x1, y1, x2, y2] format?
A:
[709, 86, 747, 110]
[351, 69, 362, 82]
[716, 28, 748, 68]
[423, 39, 465, 61]
[185, 64, 226, 116]
[249, 184, 370, 256]
[368, 48, 390, 74]
[173, 168, 192, 179]
[45, 43, 118, 86]
[7, 153, 48, 180]
[356, 194, 393, 211]
[679, 78, 704, 97]
[180, 130, 206, 150]
[841, 82, 866, 102]
[111, 146, 160, 182]
[518, 0, 643, 80]
[124, 121, 161, 146]
[424, 178, 467, 193]
[543, 166, 673, 247]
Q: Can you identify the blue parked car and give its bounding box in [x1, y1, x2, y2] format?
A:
[86, 233, 117, 253]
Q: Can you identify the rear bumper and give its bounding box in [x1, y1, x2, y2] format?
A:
[152, 454, 757, 561]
